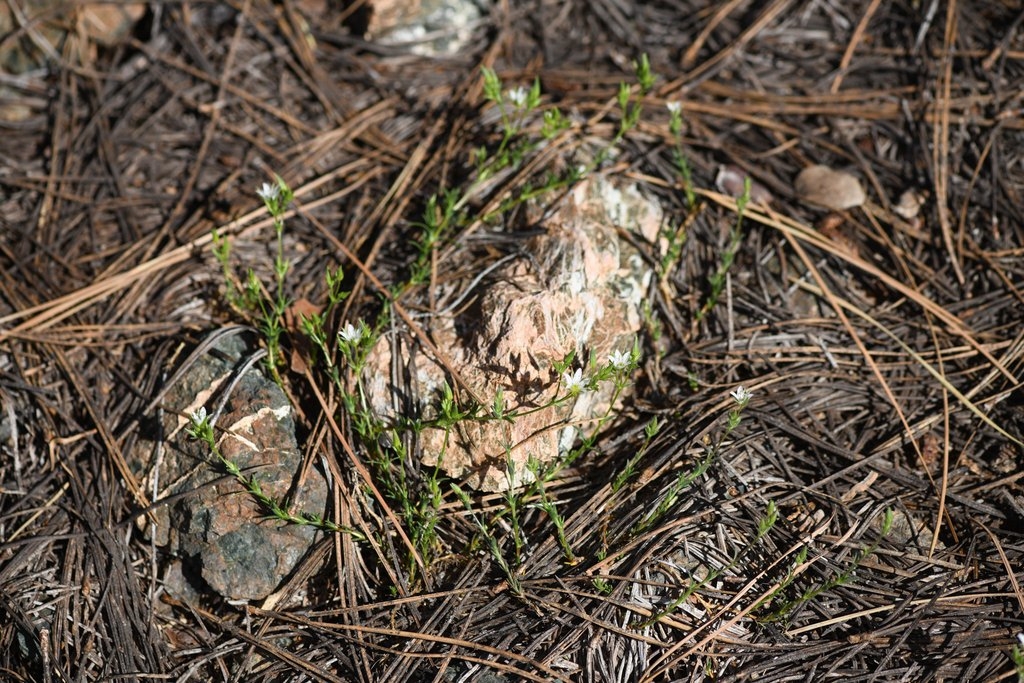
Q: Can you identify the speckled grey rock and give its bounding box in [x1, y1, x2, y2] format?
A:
[142, 332, 327, 601]
[367, 0, 482, 56]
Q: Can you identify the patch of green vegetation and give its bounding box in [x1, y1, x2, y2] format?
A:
[212, 176, 295, 383]
[612, 415, 661, 492]
[632, 386, 753, 536]
[696, 176, 750, 322]
[659, 99, 696, 281]
[195, 53, 759, 598]
[448, 344, 643, 583]
[633, 495, 775, 630]
[755, 508, 894, 625]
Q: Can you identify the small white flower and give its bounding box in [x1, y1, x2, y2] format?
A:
[1017, 632, 1024, 648]
[666, 101, 682, 116]
[338, 322, 364, 345]
[257, 182, 280, 203]
[506, 86, 528, 108]
[608, 349, 630, 370]
[730, 386, 753, 404]
[562, 368, 587, 394]
[189, 406, 207, 426]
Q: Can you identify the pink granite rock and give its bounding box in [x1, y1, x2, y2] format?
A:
[366, 176, 660, 491]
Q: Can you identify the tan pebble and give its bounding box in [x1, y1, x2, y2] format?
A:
[893, 188, 927, 220]
[715, 165, 774, 204]
[795, 165, 866, 210]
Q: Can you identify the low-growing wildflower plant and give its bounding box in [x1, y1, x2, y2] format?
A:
[728, 385, 753, 429]
[453, 341, 644, 570]
[756, 508, 893, 626]
[212, 176, 296, 382]
[632, 383, 755, 536]
[666, 100, 682, 131]
[626, 384, 772, 628]
[697, 175, 750, 322]
[203, 55, 686, 583]
[336, 319, 372, 371]
[659, 98, 696, 279]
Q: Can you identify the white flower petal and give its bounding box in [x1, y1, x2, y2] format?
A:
[608, 349, 630, 370]
[338, 322, 364, 344]
[257, 182, 279, 202]
[506, 86, 528, 107]
[562, 368, 587, 393]
[730, 386, 752, 404]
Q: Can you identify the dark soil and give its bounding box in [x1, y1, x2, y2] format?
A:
[2, 1, 1024, 681]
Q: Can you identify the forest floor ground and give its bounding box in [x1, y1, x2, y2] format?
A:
[2, 1, 1024, 681]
